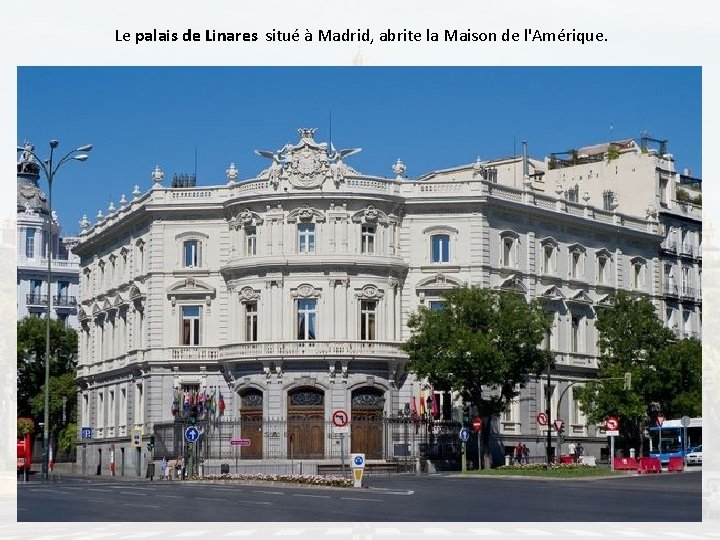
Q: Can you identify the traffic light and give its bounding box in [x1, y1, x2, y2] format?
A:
[190, 405, 198, 424]
[624, 372, 632, 390]
[462, 406, 470, 426]
[147, 436, 155, 452]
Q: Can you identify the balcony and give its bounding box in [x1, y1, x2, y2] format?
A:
[221, 340, 408, 361]
[660, 241, 678, 254]
[54, 295, 77, 308]
[663, 283, 679, 297]
[26, 294, 48, 306]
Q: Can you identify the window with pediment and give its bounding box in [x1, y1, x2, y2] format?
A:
[568, 244, 586, 280]
[631, 257, 647, 290]
[596, 250, 612, 286]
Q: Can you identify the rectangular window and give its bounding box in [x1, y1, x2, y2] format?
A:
[597, 257, 607, 284]
[502, 238, 515, 267]
[30, 279, 42, 297]
[602, 190, 615, 211]
[108, 390, 115, 428]
[184, 240, 200, 268]
[565, 185, 579, 203]
[360, 300, 377, 340]
[245, 302, 258, 342]
[543, 245, 554, 274]
[97, 390, 105, 429]
[25, 227, 35, 258]
[297, 298, 317, 340]
[119, 386, 127, 428]
[429, 300, 445, 311]
[298, 224, 316, 254]
[571, 315, 581, 353]
[135, 382, 144, 426]
[633, 263, 644, 289]
[246, 227, 257, 256]
[58, 280, 69, 299]
[571, 252, 581, 278]
[361, 224, 376, 254]
[181, 305, 201, 345]
[432, 234, 450, 263]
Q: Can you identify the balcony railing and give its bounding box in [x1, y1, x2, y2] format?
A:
[26, 294, 48, 306]
[54, 295, 77, 307]
[220, 340, 408, 360]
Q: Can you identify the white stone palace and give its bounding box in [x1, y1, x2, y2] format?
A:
[73, 129, 701, 475]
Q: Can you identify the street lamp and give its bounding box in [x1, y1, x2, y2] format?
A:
[17, 140, 92, 480]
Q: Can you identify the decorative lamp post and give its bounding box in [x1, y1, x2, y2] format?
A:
[17, 140, 92, 481]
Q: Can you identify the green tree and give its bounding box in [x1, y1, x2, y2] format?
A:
[402, 286, 553, 467]
[575, 292, 700, 455]
[17, 317, 78, 420]
[29, 371, 78, 448]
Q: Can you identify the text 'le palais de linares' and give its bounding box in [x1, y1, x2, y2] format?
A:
[116, 28, 607, 45]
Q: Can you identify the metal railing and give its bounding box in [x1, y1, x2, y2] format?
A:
[26, 294, 48, 306]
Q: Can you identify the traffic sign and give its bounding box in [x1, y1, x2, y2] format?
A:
[332, 409, 349, 428]
[554, 419, 564, 432]
[605, 416, 619, 431]
[681, 415, 691, 428]
[536, 412, 548, 426]
[351, 453, 365, 469]
[471, 417, 483, 433]
[81, 427, 92, 439]
[656, 415, 665, 427]
[185, 425, 200, 443]
[131, 427, 142, 448]
[459, 428, 470, 442]
[230, 438, 251, 447]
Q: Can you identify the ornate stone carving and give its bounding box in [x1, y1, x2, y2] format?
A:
[292, 284, 320, 299]
[392, 159, 406, 179]
[151, 165, 164, 187]
[356, 284, 384, 299]
[238, 286, 260, 302]
[364, 205, 379, 223]
[226, 162, 239, 184]
[239, 209, 253, 227]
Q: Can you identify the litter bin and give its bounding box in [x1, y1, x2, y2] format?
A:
[505, 455, 511, 466]
[146, 462, 155, 480]
[220, 463, 230, 474]
[629, 448, 636, 459]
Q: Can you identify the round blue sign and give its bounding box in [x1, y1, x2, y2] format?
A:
[353, 455, 364, 466]
[185, 426, 200, 443]
[459, 428, 470, 442]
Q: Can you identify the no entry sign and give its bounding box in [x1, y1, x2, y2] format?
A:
[332, 409, 349, 428]
[471, 417, 483, 433]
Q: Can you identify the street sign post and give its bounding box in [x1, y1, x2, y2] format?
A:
[350, 453, 365, 488]
[681, 415, 690, 466]
[81, 427, 92, 439]
[471, 418, 482, 470]
[605, 417, 619, 469]
[332, 410, 350, 477]
[230, 439, 251, 447]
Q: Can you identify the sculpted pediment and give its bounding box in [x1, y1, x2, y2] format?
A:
[167, 277, 216, 306]
[255, 128, 362, 190]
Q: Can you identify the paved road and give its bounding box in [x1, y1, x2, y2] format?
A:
[17, 471, 701, 522]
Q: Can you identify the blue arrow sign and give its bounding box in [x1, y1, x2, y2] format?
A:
[185, 426, 200, 443]
[459, 428, 470, 442]
[353, 455, 364, 467]
[81, 427, 92, 439]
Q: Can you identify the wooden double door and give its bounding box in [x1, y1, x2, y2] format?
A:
[287, 388, 325, 459]
[351, 387, 385, 459]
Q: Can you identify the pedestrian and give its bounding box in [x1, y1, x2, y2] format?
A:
[176, 457, 183, 480]
[161, 456, 168, 480]
[522, 444, 530, 464]
[567, 441, 576, 462]
[514, 442, 523, 464]
[575, 442, 584, 463]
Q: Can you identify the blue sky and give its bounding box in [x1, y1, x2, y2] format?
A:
[18, 67, 701, 235]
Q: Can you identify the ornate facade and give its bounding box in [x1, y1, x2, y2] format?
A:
[73, 129, 700, 475]
[17, 145, 81, 329]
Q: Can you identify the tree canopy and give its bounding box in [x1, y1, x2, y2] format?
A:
[17, 317, 77, 420]
[402, 286, 553, 418]
[575, 292, 701, 450]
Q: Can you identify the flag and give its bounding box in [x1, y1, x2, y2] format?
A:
[419, 390, 426, 415]
[210, 389, 217, 416]
[431, 388, 440, 418]
[411, 396, 418, 415]
[219, 392, 226, 415]
[171, 389, 179, 416]
[183, 390, 190, 412]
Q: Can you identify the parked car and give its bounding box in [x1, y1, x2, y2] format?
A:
[686, 445, 702, 465]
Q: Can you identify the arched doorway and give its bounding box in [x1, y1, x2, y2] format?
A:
[351, 387, 385, 459]
[287, 388, 325, 459]
[239, 389, 263, 459]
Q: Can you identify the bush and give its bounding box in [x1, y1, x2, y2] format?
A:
[195, 472, 353, 487]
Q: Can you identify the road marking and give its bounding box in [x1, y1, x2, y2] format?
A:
[324, 529, 353, 535]
[468, 529, 503, 535]
[118, 532, 163, 538]
[421, 528, 453, 536]
[252, 490, 284, 495]
[155, 494, 183, 499]
[516, 529, 552, 536]
[274, 530, 306, 536]
[195, 497, 226, 502]
[374, 529, 402, 536]
[222, 531, 258, 537]
[175, 532, 212, 538]
[563, 530, 603, 537]
[293, 494, 331, 499]
[86, 488, 112, 492]
[237, 499, 273, 505]
[339, 497, 383, 502]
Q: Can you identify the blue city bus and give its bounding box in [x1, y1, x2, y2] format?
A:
[648, 417, 702, 464]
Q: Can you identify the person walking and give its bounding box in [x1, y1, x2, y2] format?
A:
[567, 441, 577, 462]
[575, 442, 584, 463]
[161, 456, 168, 480]
[522, 444, 530, 464]
[514, 442, 523, 464]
